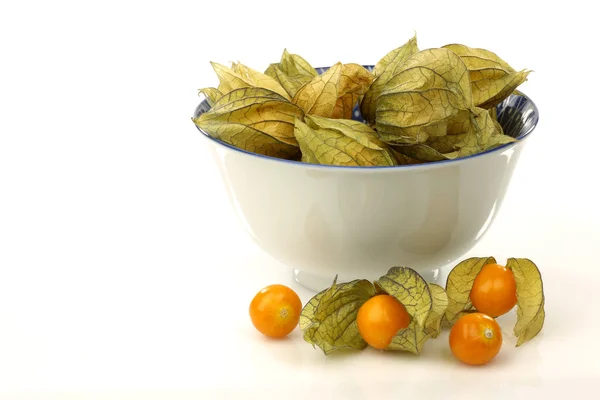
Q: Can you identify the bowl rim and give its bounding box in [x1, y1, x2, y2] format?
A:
[193, 86, 539, 172]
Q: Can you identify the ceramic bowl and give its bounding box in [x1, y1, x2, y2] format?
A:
[193, 67, 539, 291]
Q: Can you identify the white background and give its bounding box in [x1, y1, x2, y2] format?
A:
[1, 0, 599, 398]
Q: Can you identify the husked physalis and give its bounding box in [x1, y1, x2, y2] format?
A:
[444, 257, 545, 347]
[299, 268, 448, 355]
[193, 34, 532, 166]
[293, 255, 544, 359]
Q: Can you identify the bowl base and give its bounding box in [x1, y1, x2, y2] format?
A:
[293, 268, 443, 292]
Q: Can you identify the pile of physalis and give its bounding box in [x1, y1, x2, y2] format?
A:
[193, 34, 531, 166]
[248, 257, 545, 366]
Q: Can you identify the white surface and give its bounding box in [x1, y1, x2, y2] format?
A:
[1, 0, 599, 398]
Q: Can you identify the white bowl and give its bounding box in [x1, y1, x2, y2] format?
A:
[194, 92, 539, 291]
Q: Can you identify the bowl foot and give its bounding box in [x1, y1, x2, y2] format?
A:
[293, 267, 444, 292]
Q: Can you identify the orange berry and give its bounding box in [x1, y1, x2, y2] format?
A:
[249, 284, 302, 338]
[449, 312, 502, 365]
[470, 263, 518, 317]
[357, 294, 410, 349]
